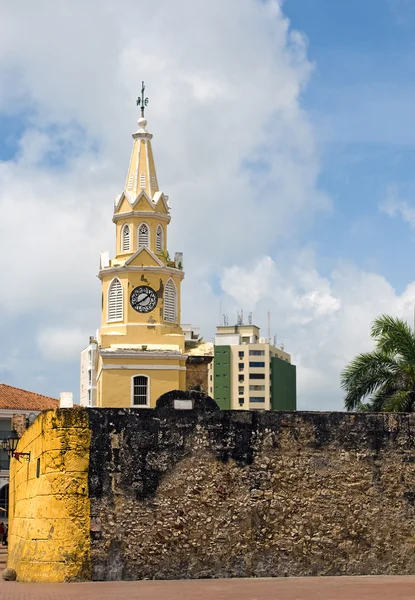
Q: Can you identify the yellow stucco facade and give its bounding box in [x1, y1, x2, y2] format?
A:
[96, 113, 187, 408]
[7, 409, 91, 582]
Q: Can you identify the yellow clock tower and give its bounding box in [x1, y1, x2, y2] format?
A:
[96, 91, 186, 408]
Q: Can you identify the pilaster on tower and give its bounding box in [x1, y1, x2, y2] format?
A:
[125, 117, 159, 200]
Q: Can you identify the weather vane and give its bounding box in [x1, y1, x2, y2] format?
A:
[136, 81, 149, 117]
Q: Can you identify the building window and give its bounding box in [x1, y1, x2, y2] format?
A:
[249, 385, 265, 391]
[36, 458, 41, 478]
[121, 224, 131, 252]
[132, 375, 149, 406]
[239, 398, 244, 405]
[238, 363, 244, 370]
[88, 370, 92, 385]
[238, 351, 244, 358]
[238, 374, 244, 382]
[138, 223, 149, 248]
[249, 361, 265, 368]
[250, 397, 265, 403]
[249, 373, 265, 380]
[156, 225, 163, 252]
[249, 350, 265, 356]
[163, 278, 177, 322]
[88, 389, 91, 405]
[140, 171, 146, 189]
[238, 386, 244, 394]
[108, 278, 123, 322]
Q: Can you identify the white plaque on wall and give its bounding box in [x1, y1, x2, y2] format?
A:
[174, 399, 194, 410]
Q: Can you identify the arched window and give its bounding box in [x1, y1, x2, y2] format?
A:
[156, 225, 163, 252]
[140, 172, 146, 189]
[163, 278, 177, 322]
[0, 484, 8, 519]
[121, 224, 130, 252]
[138, 223, 149, 248]
[108, 278, 123, 322]
[132, 375, 149, 406]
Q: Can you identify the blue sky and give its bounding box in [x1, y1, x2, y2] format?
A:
[2, 0, 415, 409]
[285, 0, 415, 291]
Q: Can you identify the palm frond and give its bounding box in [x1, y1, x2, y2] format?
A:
[371, 314, 415, 363]
[341, 350, 400, 411]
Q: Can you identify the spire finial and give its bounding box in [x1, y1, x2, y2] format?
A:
[136, 81, 149, 118]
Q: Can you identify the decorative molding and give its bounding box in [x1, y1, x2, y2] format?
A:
[98, 265, 185, 280]
[100, 322, 182, 329]
[102, 364, 186, 371]
[113, 211, 170, 224]
[100, 350, 188, 360]
[125, 245, 164, 268]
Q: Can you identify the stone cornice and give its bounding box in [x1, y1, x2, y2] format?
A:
[113, 211, 171, 224]
[97, 265, 185, 280]
[100, 349, 188, 360]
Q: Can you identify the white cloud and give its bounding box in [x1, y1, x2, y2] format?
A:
[37, 327, 87, 362]
[380, 184, 415, 228]
[220, 255, 415, 410]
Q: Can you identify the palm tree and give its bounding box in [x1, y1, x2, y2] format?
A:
[341, 314, 415, 412]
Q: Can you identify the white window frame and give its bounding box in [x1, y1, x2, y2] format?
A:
[163, 278, 177, 323]
[121, 223, 131, 253]
[156, 224, 164, 253]
[130, 374, 150, 408]
[138, 222, 150, 248]
[107, 277, 123, 322]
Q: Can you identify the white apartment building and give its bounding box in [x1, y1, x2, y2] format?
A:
[80, 338, 98, 407]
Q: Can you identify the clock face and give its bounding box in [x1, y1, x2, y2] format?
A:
[130, 286, 158, 313]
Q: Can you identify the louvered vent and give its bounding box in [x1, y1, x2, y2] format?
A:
[140, 172, 146, 188]
[122, 224, 130, 252]
[163, 279, 176, 322]
[151, 175, 157, 189]
[156, 225, 163, 252]
[108, 278, 123, 322]
[138, 223, 149, 247]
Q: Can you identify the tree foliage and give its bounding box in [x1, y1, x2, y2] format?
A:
[341, 314, 415, 412]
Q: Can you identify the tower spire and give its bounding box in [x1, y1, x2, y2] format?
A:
[125, 82, 159, 199]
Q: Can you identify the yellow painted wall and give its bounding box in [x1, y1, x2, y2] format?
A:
[7, 409, 91, 582]
[98, 357, 186, 408]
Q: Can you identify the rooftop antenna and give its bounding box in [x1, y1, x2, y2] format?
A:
[136, 81, 149, 117]
[223, 314, 228, 326]
[273, 334, 277, 346]
[248, 312, 252, 325]
[237, 311, 243, 326]
[267, 310, 271, 343]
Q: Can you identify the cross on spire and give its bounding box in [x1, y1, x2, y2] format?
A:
[136, 81, 149, 117]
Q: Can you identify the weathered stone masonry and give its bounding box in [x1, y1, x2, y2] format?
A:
[88, 409, 415, 580]
[8, 405, 415, 581]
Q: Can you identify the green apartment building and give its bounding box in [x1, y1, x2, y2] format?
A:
[209, 323, 296, 411]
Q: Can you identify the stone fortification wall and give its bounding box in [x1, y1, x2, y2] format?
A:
[7, 409, 91, 582]
[88, 409, 415, 580]
[7, 405, 415, 582]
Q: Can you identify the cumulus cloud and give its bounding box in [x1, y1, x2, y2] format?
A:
[220, 256, 415, 410]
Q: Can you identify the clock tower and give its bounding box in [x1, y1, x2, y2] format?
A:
[96, 93, 186, 408]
